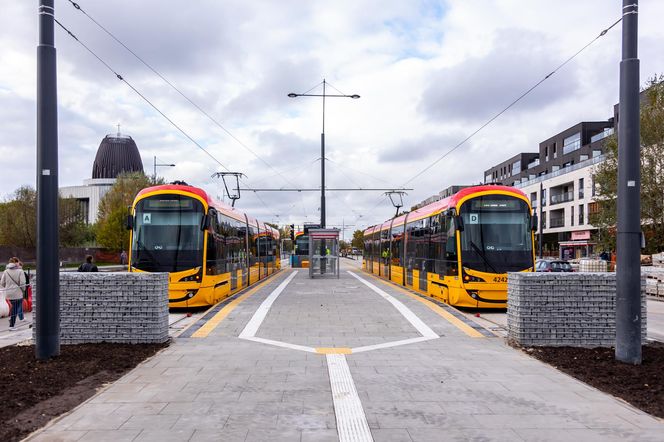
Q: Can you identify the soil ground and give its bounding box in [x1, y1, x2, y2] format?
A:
[1, 341, 662, 441]
[527, 342, 664, 419]
[0, 342, 167, 442]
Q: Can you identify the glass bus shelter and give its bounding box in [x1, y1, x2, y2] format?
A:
[308, 229, 340, 278]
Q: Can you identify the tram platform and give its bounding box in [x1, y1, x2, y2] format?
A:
[27, 260, 664, 442]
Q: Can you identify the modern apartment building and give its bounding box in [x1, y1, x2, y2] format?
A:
[483, 120, 615, 259]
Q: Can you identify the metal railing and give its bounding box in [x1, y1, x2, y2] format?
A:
[550, 191, 574, 205]
[549, 217, 565, 228]
[515, 155, 606, 189]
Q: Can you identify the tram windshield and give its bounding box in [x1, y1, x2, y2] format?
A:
[458, 195, 533, 273]
[131, 194, 205, 272]
[295, 235, 309, 256]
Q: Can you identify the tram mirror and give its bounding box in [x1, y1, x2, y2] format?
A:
[201, 213, 211, 231]
[454, 215, 464, 232]
[126, 207, 134, 231]
[531, 214, 538, 231]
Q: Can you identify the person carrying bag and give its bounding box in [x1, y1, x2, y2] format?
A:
[1, 257, 26, 330]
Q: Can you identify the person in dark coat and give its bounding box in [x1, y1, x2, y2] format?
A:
[78, 255, 99, 272]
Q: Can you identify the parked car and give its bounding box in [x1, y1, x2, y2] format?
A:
[535, 259, 574, 272]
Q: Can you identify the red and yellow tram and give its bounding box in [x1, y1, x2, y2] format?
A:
[128, 183, 280, 307]
[363, 185, 536, 308]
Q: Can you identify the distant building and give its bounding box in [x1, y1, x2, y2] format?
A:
[410, 185, 472, 211]
[482, 116, 617, 258]
[60, 133, 144, 224]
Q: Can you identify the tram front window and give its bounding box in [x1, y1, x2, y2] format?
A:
[295, 236, 309, 256]
[458, 196, 533, 273]
[131, 195, 205, 272]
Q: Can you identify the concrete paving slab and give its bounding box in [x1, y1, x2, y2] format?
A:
[25, 262, 664, 442]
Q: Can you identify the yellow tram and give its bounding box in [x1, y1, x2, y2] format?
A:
[128, 183, 280, 307]
[363, 185, 536, 308]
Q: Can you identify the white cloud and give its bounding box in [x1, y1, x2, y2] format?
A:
[1, 0, 663, 232]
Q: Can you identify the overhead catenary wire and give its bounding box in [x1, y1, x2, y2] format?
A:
[54, 18, 231, 174]
[402, 15, 623, 187]
[54, 19, 279, 216]
[65, 0, 298, 189]
[354, 15, 623, 229]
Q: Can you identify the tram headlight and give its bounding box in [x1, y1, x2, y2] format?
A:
[179, 267, 202, 282]
[462, 268, 484, 283]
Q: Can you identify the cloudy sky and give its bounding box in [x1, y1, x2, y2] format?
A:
[1, 1, 663, 236]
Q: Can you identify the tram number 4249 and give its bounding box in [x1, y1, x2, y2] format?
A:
[492, 276, 508, 283]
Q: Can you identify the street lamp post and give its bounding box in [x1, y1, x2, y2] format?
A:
[288, 79, 359, 228]
[153, 156, 175, 182]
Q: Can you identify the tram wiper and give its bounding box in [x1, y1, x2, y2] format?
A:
[470, 241, 498, 274]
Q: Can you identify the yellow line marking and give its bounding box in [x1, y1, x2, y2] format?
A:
[315, 347, 353, 355]
[192, 271, 291, 338]
[357, 271, 484, 338]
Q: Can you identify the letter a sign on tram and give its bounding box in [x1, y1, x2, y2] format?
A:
[143, 214, 151, 224]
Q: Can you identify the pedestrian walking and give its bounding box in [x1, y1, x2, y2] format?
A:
[120, 250, 128, 266]
[1, 257, 26, 330]
[78, 255, 99, 272]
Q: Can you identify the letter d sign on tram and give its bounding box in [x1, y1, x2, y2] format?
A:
[468, 213, 479, 224]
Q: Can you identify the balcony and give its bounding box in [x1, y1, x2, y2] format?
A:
[550, 191, 574, 205]
[549, 216, 565, 228]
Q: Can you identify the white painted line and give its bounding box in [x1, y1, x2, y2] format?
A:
[352, 336, 435, 354]
[348, 271, 438, 339]
[239, 270, 298, 339]
[327, 354, 374, 442]
[245, 336, 316, 353]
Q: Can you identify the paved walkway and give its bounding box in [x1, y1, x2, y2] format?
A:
[26, 260, 664, 441]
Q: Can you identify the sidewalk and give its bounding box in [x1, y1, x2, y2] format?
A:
[26, 261, 664, 441]
[0, 310, 33, 348]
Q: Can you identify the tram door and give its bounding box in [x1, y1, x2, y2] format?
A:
[380, 229, 390, 278]
[419, 263, 428, 293]
[230, 262, 238, 290]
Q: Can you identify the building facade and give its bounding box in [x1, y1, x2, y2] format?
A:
[483, 120, 615, 259]
[60, 134, 144, 224]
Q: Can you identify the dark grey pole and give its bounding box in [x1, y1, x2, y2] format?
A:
[321, 80, 326, 228]
[538, 181, 543, 259]
[36, 0, 60, 360]
[616, 0, 641, 364]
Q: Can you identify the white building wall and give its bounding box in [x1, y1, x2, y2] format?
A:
[60, 178, 115, 224]
[516, 156, 603, 236]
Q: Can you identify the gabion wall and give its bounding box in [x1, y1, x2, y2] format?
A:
[507, 273, 647, 347]
[34, 272, 169, 344]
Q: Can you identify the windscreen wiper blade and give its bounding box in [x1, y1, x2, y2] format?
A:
[470, 240, 498, 274]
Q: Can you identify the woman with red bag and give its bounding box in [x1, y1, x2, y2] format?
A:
[1, 257, 26, 330]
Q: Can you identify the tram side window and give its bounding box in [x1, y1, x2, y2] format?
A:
[432, 215, 457, 276]
[390, 224, 404, 266]
[248, 226, 258, 266]
[206, 210, 227, 275]
[406, 218, 429, 273]
[380, 229, 390, 263]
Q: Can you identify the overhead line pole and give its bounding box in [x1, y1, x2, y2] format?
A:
[288, 80, 360, 228]
[241, 188, 412, 192]
[36, 0, 60, 360]
[616, 0, 641, 364]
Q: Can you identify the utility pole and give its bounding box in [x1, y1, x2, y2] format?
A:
[616, 0, 641, 364]
[36, 0, 60, 360]
[539, 181, 543, 259]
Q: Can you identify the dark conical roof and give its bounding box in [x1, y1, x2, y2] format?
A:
[92, 135, 144, 179]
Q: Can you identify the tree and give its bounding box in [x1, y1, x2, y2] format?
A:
[0, 186, 37, 247]
[96, 172, 156, 251]
[0, 186, 92, 248]
[351, 229, 364, 250]
[59, 197, 95, 247]
[591, 75, 664, 253]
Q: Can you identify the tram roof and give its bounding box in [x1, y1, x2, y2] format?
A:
[136, 184, 256, 227]
[364, 185, 527, 233]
